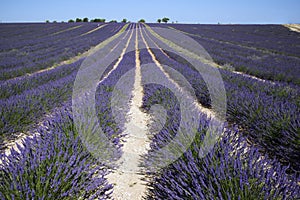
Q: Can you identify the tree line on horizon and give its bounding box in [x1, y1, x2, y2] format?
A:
[46, 17, 172, 23]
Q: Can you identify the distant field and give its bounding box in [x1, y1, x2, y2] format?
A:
[0, 22, 299, 199]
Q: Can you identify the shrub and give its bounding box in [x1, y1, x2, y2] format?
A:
[162, 17, 170, 23]
[75, 18, 82, 22]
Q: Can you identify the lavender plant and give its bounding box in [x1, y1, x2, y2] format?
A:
[0, 23, 124, 81]
[150, 24, 300, 84]
[138, 40, 299, 199]
[143, 37, 300, 173]
[140, 82, 300, 199]
[145, 126, 300, 199]
[0, 107, 113, 199]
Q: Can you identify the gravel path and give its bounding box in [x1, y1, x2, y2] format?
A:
[106, 25, 150, 200]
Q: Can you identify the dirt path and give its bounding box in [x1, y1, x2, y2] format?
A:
[106, 25, 150, 200]
[50, 25, 82, 36]
[284, 24, 300, 33]
[80, 24, 107, 36]
[140, 27, 219, 120]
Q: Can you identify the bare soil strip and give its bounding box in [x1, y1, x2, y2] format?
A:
[106, 25, 151, 200]
[80, 24, 107, 36]
[284, 24, 300, 33]
[51, 25, 82, 36]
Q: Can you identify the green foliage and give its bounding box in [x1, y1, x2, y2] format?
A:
[122, 18, 127, 23]
[223, 63, 235, 71]
[162, 17, 170, 23]
[45, 20, 50, 23]
[68, 19, 74, 23]
[76, 18, 82, 22]
[90, 18, 106, 23]
[83, 17, 89, 22]
[157, 19, 161, 23]
[109, 20, 117, 23]
[139, 19, 145, 23]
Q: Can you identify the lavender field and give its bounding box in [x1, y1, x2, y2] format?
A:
[0, 22, 299, 200]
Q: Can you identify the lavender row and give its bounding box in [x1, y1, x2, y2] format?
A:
[186, 33, 300, 85]
[0, 23, 101, 53]
[95, 49, 136, 151]
[0, 58, 84, 99]
[0, 106, 113, 199]
[0, 23, 78, 51]
[162, 50, 300, 105]
[142, 100, 300, 199]
[0, 45, 131, 145]
[0, 23, 120, 75]
[165, 24, 300, 57]
[0, 28, 136, 199]
[138, 47, 299, 198]
[0, 23, 124, 81]
[148, 45, 300, 173]
[0, 23, 111, 60]
[149, 23, 300, 85]
[0, 60, 82, 145]
[0, 24, 128, 146]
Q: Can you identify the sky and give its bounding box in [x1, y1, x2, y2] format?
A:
[0, 0, 299, 24]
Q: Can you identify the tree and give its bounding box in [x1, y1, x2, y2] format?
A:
[45, 20, 50, 23]
[157, 19, 161, 23]
[109, 20, 117, 23]
[68, 19, 75, 23]
[122, 18, 127, 23]
[139, 19, 145, 23]
[162, 17, 170, 23]
[76, 18, 82, 22]
[83, 17, 89, 22]
[90, 18, 106, 23]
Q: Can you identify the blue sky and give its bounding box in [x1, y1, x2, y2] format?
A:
[1, 0, 299, 24]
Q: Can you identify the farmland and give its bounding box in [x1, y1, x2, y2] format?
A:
[0, 22, 299, 199]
